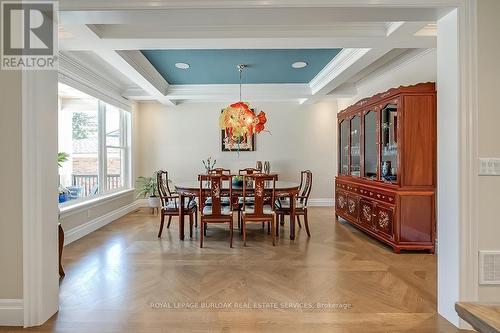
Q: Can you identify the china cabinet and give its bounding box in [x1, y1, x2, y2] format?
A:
[335, 82, 436, 253]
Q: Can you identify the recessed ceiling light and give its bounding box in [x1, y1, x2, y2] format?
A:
[292, 61, 308, 69]
[175, 62, 190, 69]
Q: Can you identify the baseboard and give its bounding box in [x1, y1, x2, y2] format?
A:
[308, 198, 334, 207]
[137, 198, 150, 207]
[64, 200, 142, 246]
[0, 299, 23, 326]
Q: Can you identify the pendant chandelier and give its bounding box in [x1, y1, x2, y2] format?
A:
[219, 64, 268, 141]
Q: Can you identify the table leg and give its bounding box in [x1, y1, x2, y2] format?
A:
[58, 223, 65, 278]
[289, 193, 295, 240]
[179, 194, 185, 240]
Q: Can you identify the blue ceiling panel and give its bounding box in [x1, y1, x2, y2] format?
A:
[141, 49, 342, 85]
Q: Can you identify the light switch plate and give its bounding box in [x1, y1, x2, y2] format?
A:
[479, 158, 500, 176]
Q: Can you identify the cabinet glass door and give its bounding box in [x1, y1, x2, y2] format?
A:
[339, 120, 349, 175]
[364, 110, 378, 180]
[350, 115, 361, 176]
[380, 104, 398, 183]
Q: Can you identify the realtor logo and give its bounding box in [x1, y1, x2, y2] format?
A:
[1, 1, 58, 70]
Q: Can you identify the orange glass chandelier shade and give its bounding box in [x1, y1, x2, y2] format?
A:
[219, 101, 267, 139]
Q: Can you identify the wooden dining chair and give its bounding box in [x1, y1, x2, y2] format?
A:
[275, 170, 312, 237]
[157, 170, 198, 238]
[238, 168, 260, 175]
[210, 168, 231, 176]
[199, 174, 234, 248]
[256, 161, 263, 172]
[241, 173, 277, 246]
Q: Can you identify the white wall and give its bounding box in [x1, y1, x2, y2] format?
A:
[0, 70, 23, 300]
[477, 0, 500, 302]
[136, 101, 337, 201]
[337, 49, 437, 111]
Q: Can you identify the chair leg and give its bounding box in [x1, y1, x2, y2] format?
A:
[229, 219, 233, 248]
[200, 220, 204, 248]
[262, 222, 265, 229]
[189, 213, 193, 239]
[304, 210, 311, 237]
[271, 216, 276, 246]
[237, 210, 241, 230]
[167, 216, 172, 228]
[158, 213, 165, 238]
[276, 218, 279, 237]
[204, 222, 207, 236]
[267, 221, 270, 235]
[279, 214, 285, 226]
[195, 209, 198, 228]
[243, 221, 247, 246]
[297, 215, 302, 228]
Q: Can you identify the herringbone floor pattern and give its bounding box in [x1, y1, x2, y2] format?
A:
[2, 208, 467, 332]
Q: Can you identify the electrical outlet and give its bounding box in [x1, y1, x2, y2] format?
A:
[479, 158, 500, 176]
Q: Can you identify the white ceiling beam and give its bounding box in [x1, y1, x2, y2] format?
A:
[58, 0, 459, 11]
[59, 7, 446, 25]
[163, 84, 311, 103]
[302, 21, 432, 104]
[61, 24, 174, 105]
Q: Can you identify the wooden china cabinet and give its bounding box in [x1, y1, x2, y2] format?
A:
[335, 82, 436, 253]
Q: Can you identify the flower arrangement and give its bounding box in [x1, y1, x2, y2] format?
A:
[219, 102, 267, 141]
[202, 156, 216, 173]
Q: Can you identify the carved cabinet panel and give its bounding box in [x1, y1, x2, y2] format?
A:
[375, 205, 394, 240]
[346, 195, 359, 220]
[358, 199, 375, 229]
[336, 191, 347, 213]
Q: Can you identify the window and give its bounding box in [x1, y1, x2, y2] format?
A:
[58, 83, 131, 205]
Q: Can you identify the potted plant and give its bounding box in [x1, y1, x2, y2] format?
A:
[58, 152, 70, 203]
[58, 185, 70, 203]
[136, 175, 160, 208]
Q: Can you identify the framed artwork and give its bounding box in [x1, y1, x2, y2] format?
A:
[221, 130, 255, 151]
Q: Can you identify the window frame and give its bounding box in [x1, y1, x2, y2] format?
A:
[58, 90, 132, 208]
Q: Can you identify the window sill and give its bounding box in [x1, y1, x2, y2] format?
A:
[59, 188, 135, 218]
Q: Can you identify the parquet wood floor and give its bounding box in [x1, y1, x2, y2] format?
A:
[1, 208, 467, 332]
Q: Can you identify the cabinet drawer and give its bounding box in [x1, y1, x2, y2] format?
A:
[358, 187, 395, 205]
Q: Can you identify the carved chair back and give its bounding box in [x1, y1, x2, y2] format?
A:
[242, 173, 276, 216]
[157, 170, 176, 208]
[199, 174, 232, 216]
[298, 170, 313, 206]
[209, 168, 231, 176]
[238, 168, 260, 175]
[255, 161, 263, 172]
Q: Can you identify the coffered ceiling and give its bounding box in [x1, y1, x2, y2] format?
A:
[57, 0, 449, 105]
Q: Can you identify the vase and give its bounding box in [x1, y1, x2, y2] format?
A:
[382, 161, 391, 178]
[264, 161, 270, 174]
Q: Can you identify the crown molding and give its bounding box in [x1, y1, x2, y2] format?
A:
[58, 53, 132, 111]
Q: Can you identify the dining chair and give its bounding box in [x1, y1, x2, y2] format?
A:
[238, 168, 260, 175]
[210, 168, 231, 176]
[241, 173, 277, 246]
[275, 170, 312, 237]
[256, 161, 263, 172]
[199, 174, 234, 248]
[156, 170, 198, 238]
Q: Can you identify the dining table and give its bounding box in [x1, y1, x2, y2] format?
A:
[174, 180, 300, 241]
